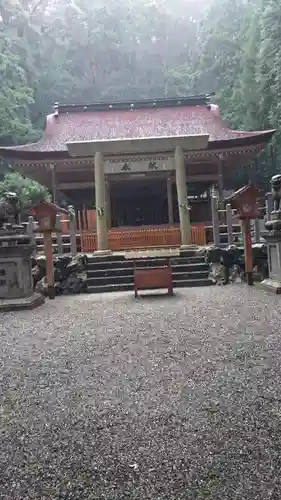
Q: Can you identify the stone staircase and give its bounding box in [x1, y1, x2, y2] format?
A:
[86, 249, 213, 294]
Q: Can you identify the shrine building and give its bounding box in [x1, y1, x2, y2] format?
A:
[0, 94, 275, 252]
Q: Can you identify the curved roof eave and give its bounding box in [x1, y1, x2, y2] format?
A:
[0, 129, 276, 162]
[207, 129, 276, 150]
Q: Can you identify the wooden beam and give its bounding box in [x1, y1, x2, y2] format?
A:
[58, 174, 219, 190]
[55, 162, 94, 172]
[67, 134, 209, 156]
[58, 181, 94, 190]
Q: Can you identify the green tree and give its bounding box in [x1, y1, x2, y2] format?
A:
[194, 0, 255, 128]
[239, 11, 261, 131]
[256, 0, 281, 172]
[0, 171, 49, 213]
[256, 0, 281, 129]
[0, 33, 35, 145]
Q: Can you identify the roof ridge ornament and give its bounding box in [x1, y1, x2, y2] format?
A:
[55, 94, 216, 114]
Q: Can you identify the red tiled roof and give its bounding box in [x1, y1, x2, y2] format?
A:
[0, 101, 275, 157]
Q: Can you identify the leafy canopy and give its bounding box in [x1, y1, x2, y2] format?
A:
[0, 172, 48, 212]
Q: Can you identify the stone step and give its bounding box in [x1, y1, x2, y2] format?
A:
[179, 249, 198, 258]
[85, 251, 213, 294]
[86, 254, 128, 264]
[86, 254, 206, 268]
[86, 278, 213, 294]
[173, 255, 206, 264]
[86, 258, 132, 270]
[172, 262, 209, 272]
[87, 266, 134, 278]
[173, 270, 210, 280]
[130, 256, 206, 266]
[132, 259, 173, 268]
[87, 269, 209, 287]
[86, 259, 208, 276]
[87, 274, 133, 286]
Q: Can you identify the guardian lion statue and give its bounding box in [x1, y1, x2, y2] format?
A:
[271, 174, 281, 213]
[0, 192, 19, 228]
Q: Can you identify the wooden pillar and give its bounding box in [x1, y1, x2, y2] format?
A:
[105, 180, 112, 229]
[50, 164, 57, 204]
[94, 152, 110, 253]
[242, 219, 254, 285]
[211, 195, 220, 246]
[167, 177, 174, 225]
[175, 146, 192, 247]
[44, 231, 55, 299]
[226, 203, 233, 244]
[217, 156, 224, 203]
[68, 205, 77, 256]
[55, 213, 63, 255]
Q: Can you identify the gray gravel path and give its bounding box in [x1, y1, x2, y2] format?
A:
[1, 286, 281, 499]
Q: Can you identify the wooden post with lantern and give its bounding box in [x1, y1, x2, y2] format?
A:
[226, 185, 260, 286]
[33, 201, 68, 299]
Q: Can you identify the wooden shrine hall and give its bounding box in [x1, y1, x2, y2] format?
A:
[0, 94, 275, 252]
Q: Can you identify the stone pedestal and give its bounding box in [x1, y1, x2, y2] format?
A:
[0, 227, 45, 311]
[259, 211, 281, 294]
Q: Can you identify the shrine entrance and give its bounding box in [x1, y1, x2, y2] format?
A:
[110, 178, 174, 227]
[109, 178, 212, 228]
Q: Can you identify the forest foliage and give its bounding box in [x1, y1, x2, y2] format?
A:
[0, 172, 48, 212]
[0, 0, 280, 188]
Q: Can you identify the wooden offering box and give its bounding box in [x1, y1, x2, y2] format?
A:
[133, 258, 173, 298]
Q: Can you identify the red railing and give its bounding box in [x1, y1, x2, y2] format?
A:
[80, 224, 206, 253]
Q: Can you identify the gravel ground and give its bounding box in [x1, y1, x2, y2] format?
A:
[1, 286, 281, 500]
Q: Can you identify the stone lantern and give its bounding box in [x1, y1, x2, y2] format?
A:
[227, 184, 259, 285]
[260, 174, 281, 293]
[0, 192, 45, 311]
[33, 200, 67, 299]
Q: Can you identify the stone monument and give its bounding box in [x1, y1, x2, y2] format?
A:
[260, 174, 281, 294]
[0, 192, 45, 311]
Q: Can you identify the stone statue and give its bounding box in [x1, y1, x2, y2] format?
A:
[265, 174, 281, 232]
[271, 174, 281, 213]
[0, 192, 19, 228]
[68, 204, 75, 221]
[260, 173, 281, 294]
